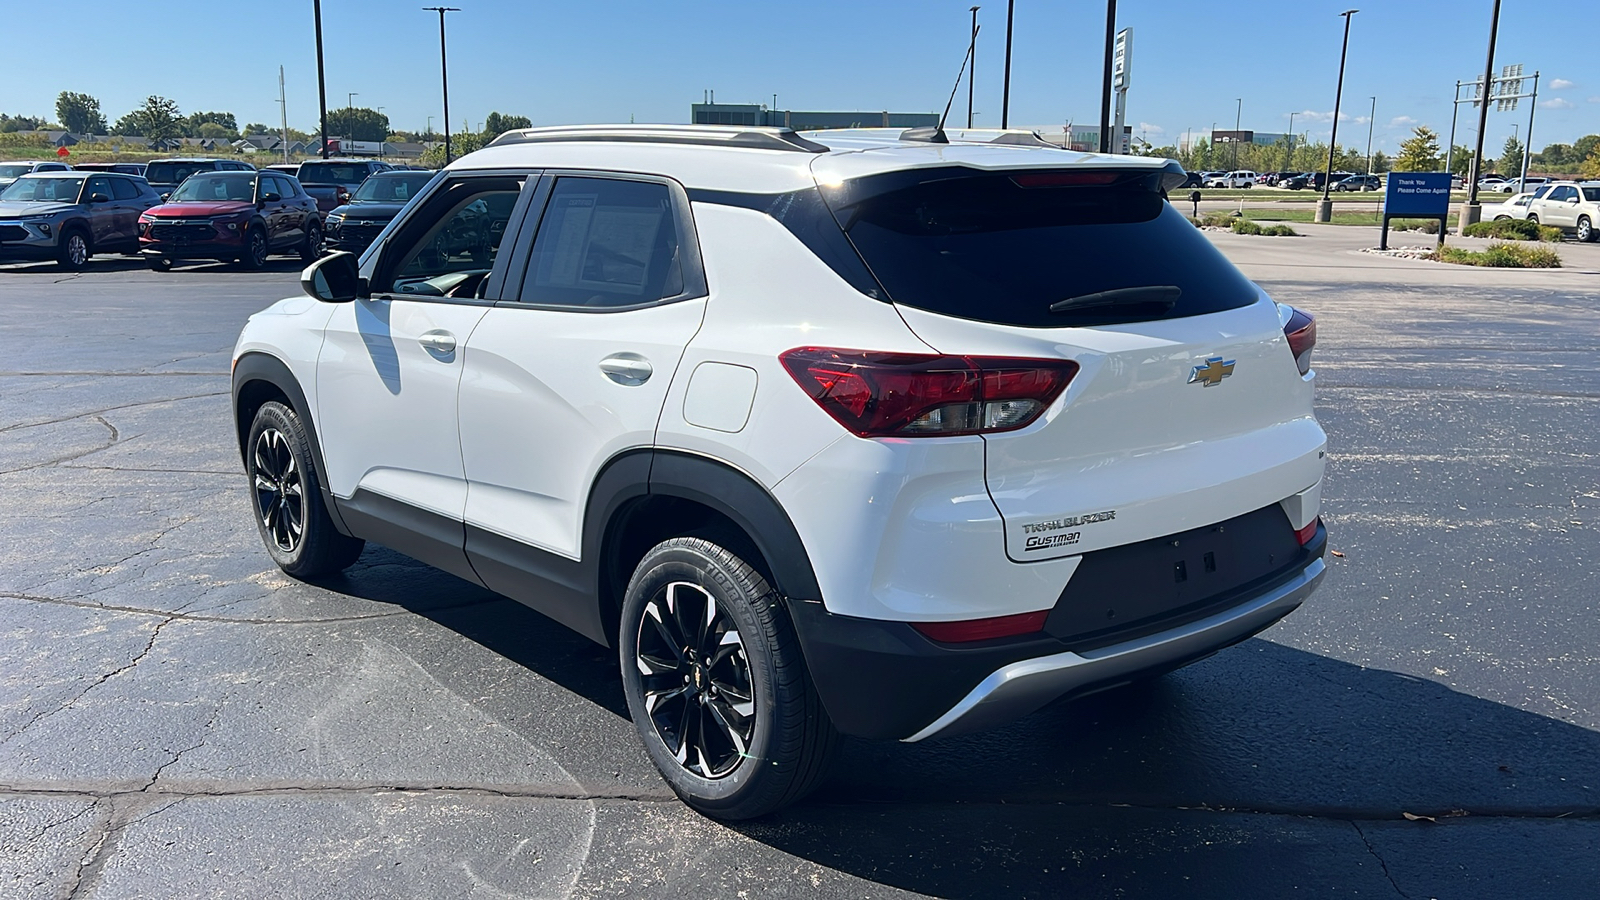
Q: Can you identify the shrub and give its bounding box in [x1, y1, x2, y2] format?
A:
[1228, 218, 1297, 236]
[1432, 242, 1561, 268]
[1391, 218, 1441, 234]
[1462, 218, 1562, 242]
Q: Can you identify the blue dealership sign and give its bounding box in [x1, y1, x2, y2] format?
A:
[1384, 172, 1452, 217]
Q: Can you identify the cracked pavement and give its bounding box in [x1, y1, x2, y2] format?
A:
[1, 238, 1598, 898]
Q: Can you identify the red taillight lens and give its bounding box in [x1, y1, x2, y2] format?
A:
[911, 610, 1050, 643]
[1295, 516, 1321, 546]
[1284, 306, 1316, 376]
[780, 347, 1078, 438]
[1010, 170, 1122, 188]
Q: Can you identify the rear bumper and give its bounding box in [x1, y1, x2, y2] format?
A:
[905, 555, 1324, 741]
[788, 521, 1327, 742]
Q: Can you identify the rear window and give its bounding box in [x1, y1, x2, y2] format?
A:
[1583, 187, 1600, 202]
[825, 168, 1258, 328]
[146, 162, 215, 185]
[298, 163, 367, 185]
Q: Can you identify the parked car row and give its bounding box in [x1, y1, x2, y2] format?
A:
[0, 159, 435, 270]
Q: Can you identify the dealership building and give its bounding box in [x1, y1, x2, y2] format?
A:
[691, 102, 938, 131]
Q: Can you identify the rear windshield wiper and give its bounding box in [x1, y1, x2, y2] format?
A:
[1049, 285, 1181, 315]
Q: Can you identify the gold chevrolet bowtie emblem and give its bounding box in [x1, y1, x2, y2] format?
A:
[1188, 357, 1236, 387]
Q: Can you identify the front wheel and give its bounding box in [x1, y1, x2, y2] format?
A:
[620, 537, 838, 820]
[1577, 216, 1594, 243]
[56, 229, 90, 271]
[238, 228, 269, 270]
[246, 401, 364, 578]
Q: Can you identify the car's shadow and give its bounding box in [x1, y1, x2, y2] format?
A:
[0, 256, 306, 275]
[323, 547, 1600, 898]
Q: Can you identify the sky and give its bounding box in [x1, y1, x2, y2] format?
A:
[8, 0, 1598, 156]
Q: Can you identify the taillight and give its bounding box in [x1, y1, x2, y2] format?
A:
[780, 347, 1078, 438]
[1284, 306, 1316, 376]
[911, 610, 1050, 643]
[1295, 516, 1321, 546]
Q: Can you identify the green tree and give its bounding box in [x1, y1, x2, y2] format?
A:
[184, 111, 238, 138]
[1395, 126, 1441, 172]
[243, 122, 271, 135]
[112, 96, 182, 142]
[1369, 149, 1391, 174]
[1573, 134, 1600, 163]
[325, 107, 390, 142]
[55, 92, 107, 134]
[1448, 146, 1474, 176]
[0, 114, 50, 133]
[1581, 147, 1600, 180]
[1534, 142, 1574, 170]
[1496, 136, 1524, 175]
[482, 111, 532, 140]
[197, 122, 236, 141]
[420, 128, 485, 167]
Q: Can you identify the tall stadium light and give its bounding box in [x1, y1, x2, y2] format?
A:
[424, 7, 460, 163]
[314, 0, 330, 158]
[1315, 9, 1358, 224]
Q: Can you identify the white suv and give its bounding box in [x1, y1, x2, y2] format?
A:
[232, 125, 1328, 818]
[1527, 181, 1600, 242]
[1205, 170, 1257, 189]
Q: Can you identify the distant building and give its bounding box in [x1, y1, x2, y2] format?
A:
[1211, 130, 1293, 148]
[1053, 126, 1132, 154]
[691, 102, 937, 131]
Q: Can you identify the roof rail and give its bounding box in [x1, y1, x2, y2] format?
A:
[486, 124, 828, 154]
[905, 127, 1063, 149]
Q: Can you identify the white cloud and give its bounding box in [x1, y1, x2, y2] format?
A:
[1389, 115, 1417, 127]
[1588, 96, 1600, 104]
[1137, 122, 1165, 135]
[1542, 98, 1575, 110]
[1550, 78, 1575, 90]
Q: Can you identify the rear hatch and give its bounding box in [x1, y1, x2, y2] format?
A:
[815, 159, 1325, 561]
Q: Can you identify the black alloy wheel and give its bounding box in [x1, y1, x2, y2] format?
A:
[636, 579, 758, 780]
[620, 537, 838, 819]
[239, 228, 269, 269]
[301, 218, 323, 262]
[252, 426, 304, 554]
[245, 401, 364, 577]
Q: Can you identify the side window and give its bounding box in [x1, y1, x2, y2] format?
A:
[268, 176, 290, 198]
[86, 176, 114, 200]
[110, 177, 141, 200]
[1551, 186, 1576, 202]
[374, 175, 526, 298]
[519, 177, 684, 309]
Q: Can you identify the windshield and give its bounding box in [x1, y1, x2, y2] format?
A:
[169, 173, 257, 202]
[145, 162, 215, 185]
[353, 172, 435, 202]
[0, 164, 35, 178]
[824, 168, 1258, 328]
[0, 176, 85, 203]
[298, 163, 367, 185]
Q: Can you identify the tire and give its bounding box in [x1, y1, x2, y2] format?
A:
[300, 219, 323, 263]
[56, 229, 90, 271]
[246, 401, 364, 578]
[1578, 216, 1594, 243]
[1494, 215, 1510, 221]
[238, 227, 269, 270]
[1528, 215, 1539, 225]
[620, 537, 838, 820]
[146, 257, 173, 272]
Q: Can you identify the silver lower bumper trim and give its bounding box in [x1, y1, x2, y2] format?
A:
[904, 557, 1327, 742]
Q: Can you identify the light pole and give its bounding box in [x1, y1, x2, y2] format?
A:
[1233, 98, 1242, 168]
[1461, 0, 1502, 229]
[1316, 9, 1358, 224]
[967, 6, 979, 129]
[1099, 0, 1118, 152]
[424, 6, 460, 163]
[1001, 0, 1015, 129]
[313, 0, 329, 158]
[347, 93, 358, 112]
[1287, 111, 1297, 170]
[1365, 96, 1376, 174]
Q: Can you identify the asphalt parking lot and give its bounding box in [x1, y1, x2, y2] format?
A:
[2, 229, 1597, 898]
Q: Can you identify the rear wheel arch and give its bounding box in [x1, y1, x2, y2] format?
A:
[588, 450, 821, 646]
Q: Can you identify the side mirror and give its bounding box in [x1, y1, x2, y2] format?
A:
[301, 251, 365, 303]
[89, 193, 111, 204]
[259, 192, 281, 204]
[160, 192, 171, 201]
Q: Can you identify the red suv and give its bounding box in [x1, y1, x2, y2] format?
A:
[138, 171, 322, 270]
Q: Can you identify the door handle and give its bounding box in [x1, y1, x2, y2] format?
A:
[418, 330, 457, 354]
[598, 354, 652, 386]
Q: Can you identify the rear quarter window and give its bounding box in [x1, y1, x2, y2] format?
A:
[824, 167, 1259, 328]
